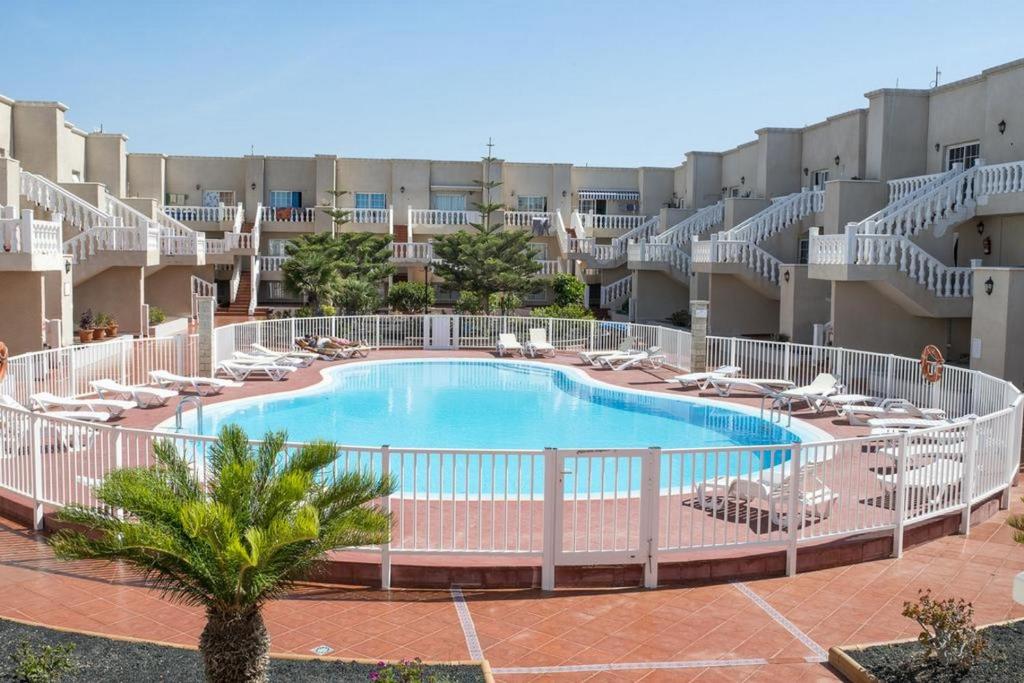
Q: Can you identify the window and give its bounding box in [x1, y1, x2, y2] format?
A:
[355, 192, 387, 209]
[267, 239, 291, 257]
[799, 239, 809, 264]
[202, 190, 235, 207]
[517, 195, 547, 212]
[726, 187, 740, 198]
[811, 169, 830, 190]
[579, 198, 597, 214]
[269, 191, 302, 208]
[165, 193, 188, 206]
[946, 142, 980, 171]
[432, 193, 466, 211]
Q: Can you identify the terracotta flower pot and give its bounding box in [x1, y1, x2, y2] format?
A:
[93, 327, 106, 340]
[106, 324, 119, 337]
[78, 329, 94, 344]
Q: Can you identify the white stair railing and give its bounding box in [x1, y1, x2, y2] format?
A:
[654, 201, 724, 246]
[847, 164, 975, 238]
[162, 204, 239, 223]
[63, 225, 153, 264]
[552, 210, 569, 256]
[627, 242, 691, 277]
[251, 203, 263, 254]
[600, 274, 633, 307]
[231, 203, 244, 232]
[190, 275, 217, 319]
[567, 215, 660, 265]
[258, 255, 289, 271]
[229, 258, 242, 304]
[570, 211, 588, 239]
[248, 255, 261, 316]
[536, 259, 563, 276]
[20, 171, 113, 232]
[692, 237, 783, 285]
[887, 170, 954, 205]
[854, 234, 973, 298]
[390, 242, 433, 262]
[724, 189, 823, 243]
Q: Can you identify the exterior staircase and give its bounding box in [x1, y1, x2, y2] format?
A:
[217, 276, 268, 318]
[627, 202, 724, 284]
[567, 215, 660, 268]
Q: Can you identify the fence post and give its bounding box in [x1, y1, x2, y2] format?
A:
[689, 300, 709, 372]
[729, 337, 737, 369]
[541, 447, 559, 591]
[380, 445, 392, 590]
[783, 342, 792, 382]
[30, 414, 44, 530]
[640, 447, 661, 588]
[119, 338, 129, 386]
[588, 319, 596, 351]
[885, 354, 895, 398]
[892, 432, 908, 558]
[960, 418, 978, 534]
[786, 442, 802, 576]
[375, 316, 381, 349]
[175, 333, 185, 376]
[290, 318, 297, 350]
[113, 427, 125, 520]
[196, 296, 215, 377]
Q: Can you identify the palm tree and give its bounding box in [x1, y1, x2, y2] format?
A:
[50, 426, 394, 683]
[282, 237, 342, 314]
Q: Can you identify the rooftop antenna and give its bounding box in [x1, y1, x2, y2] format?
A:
[930, 66, 941, 88]
[485, 136, 494, 158]
[250, 144, 255, 156]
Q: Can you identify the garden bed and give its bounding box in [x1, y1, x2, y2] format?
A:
[0, 617, 489, 682]
[834, 619, 1024, 682]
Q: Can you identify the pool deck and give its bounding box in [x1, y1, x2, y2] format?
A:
[0, 493, 1022, 681]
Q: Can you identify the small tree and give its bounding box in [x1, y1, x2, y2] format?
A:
[550, 273, 585, 307]
[387, 281, 434, 314]
[489, 292, 522, 316]
[532, 303, 594, 320]
[333, 278, 381, 315]
[50, 426, 394, 683]
[282, 237, 341, 315]
[453, 291, 485, 314]
[902, 589, 986, 672]
[432, 143, 541, 312]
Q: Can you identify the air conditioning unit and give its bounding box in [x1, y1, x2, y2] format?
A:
[624, 202, 638, 212]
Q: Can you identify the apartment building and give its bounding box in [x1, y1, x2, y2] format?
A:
[1, 57, 1023, 388]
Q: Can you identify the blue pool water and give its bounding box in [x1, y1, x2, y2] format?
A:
[166, 360, 815, 495]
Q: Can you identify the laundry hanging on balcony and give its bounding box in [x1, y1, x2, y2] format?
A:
[577, 189, 640, 201]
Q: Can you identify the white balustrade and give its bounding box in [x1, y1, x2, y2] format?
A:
[0, 210, 63, 257]
[190, 275, 216, 319]
[162, 205, 239, 223]
[807, 233, 847, 265]
[535, 259, 562, 276]
[655, 201, 725, 246]
[628, 242, 691, 276]
[504, 210, 554, 229]
[390, 242, 433, 262]
[63, 226, 152, 264]
[262, 206, 316, 222]
[600, 274, 633, 307]
[887, 171, 950, 204]
[579, 213, 646, 232]
[408, 209, 481, 227]
[975, 159, 1024, 196]
[724, 189, 824, 244]
[20, 172, 112, 231]
[854, 234, 973, 297]
[259, 255, 289, 271]
[705, 239, 782, 284]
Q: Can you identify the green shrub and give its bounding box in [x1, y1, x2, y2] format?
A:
[147, 307, 166, 325]
[531, 303, 594, 320]
[320, 304, 337, 317]
[295, 306, 313, 318]
[387, 282, 435, 314]
[453, 291, 485, 314]
[489, 292, 522, 316]
[902, 589, 986, 672]
[369, 658, 453, 683]
[333, 278, 380, 315]
[9, 641, 78, 683]
[550, 273, 585, 307]
[669, 309, 690, 328]
[78, 309, 94, 331]
[93, 312, 110, 328]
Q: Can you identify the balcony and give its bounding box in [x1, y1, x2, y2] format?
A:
[162, 204, 240, 226]
[576, 212, 646, 238]
[391, 241, 434, 264]
[261, 206, 317, 223]
[408, 208, 481, 236]
[0, 208, 65, 271]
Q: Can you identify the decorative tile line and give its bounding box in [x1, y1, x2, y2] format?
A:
[732, 580, 829, 663]
[491, 658, 769, 675]
[449, 585, 483, 661]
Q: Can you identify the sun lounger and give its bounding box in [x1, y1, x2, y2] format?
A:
[496, 333, 523, 356]
[295, 337, 371, 360]
[149, 370, 243, 396]
[596, 346, 664, 370]
[773, 373, 842, 412]
[232, 351, 308, 367]
[217, 360, 296, 382]
[670, 365, 741, 390]
[30, 392, 135, 418]
[90, 379, 178, 408]
[842, 398, 947, 426]
[867, 417, 952, 430]
[821, 393, 877, 413]
[525, 328, 556, 358]
[706, 376, 795, 397]
[578, 337, 635, 366]
[1, 395, 110, 424]
[252, 343, 319, 366]
[876, 459, 964, 509]
[696, 460, 836, 529]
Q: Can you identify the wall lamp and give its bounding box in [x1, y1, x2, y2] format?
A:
[984, 277, 994, 296]
[998, 120, 1007, 135]
[250, 182, 257, 191]
[399, 186, 405, 194]
[935, 143, 941, 152]
[740, 176, 745, 184]
[562, 190, 567, 197]
[977, 221, 985, 235]
[834, 155, 841, 166]
[64, 259, 72, 275]
[783, 270, 791, 283]
[803, 167, 809, 176]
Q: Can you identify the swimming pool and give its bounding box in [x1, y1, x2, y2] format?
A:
[162, 359, 829, 495]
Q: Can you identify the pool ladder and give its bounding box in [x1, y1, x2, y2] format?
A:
[174, 396, 204, 435]
[760, 395, 792, 427]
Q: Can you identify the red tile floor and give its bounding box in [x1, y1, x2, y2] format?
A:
[1, 492, 1022, 681]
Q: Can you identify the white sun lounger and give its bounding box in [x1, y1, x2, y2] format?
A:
[696, 460, 836, 529]
[232, 351, 308, 368]
[1, 395, 110, 424]
[30, 392, 135, 418]
[596, 346, 664, 370]
[774, 373, 842, 412]
[149, 370, 242, 396]
[578, 338, 635, 366]
[842, 399, 947, 426]
[821, 393, 877, 413]
[876, 459, 964, 509]
[217, 360, 296, 382]
[671, 365, 741, 390]
[90, 379, 178, 408]
[525, 328, 556, 358]
[707, 376, 795, 397]
[251, 343, 318, 366]
[867, 417, 952, 430]
[496, 333, 523, 356]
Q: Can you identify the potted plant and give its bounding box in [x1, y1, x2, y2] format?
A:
[78, 310, 94, 344]
[92, 312, 108, 340]
[105, 315, 119, 337]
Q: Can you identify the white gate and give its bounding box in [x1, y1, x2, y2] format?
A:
[546, 448, 660, 588]
[424, 315, 457, 349]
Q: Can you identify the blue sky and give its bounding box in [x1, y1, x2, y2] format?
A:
[4, 1, 1023, 167]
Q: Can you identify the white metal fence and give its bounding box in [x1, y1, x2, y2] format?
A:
[0, 317, 1019, 590]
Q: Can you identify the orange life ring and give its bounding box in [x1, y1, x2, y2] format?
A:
[920, 344, 944, 383]
[0, 342, 7, 382]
